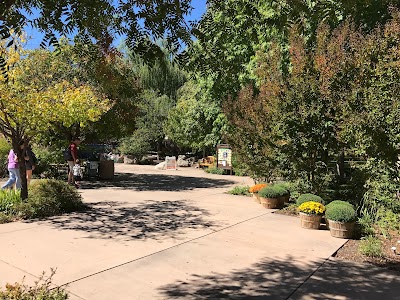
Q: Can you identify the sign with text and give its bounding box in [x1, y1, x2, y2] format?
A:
[217, 145, 232, 170]
[165, 156, 177, 170]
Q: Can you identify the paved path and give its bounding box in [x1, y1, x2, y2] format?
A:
[1, 164, 399, 299]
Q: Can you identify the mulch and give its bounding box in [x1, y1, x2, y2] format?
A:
[334, 232, 400, 273]
[275, 205, 400, 273]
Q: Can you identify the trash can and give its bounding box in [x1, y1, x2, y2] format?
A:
[85, 161, 99, 179]
[98, 160, 114, 180]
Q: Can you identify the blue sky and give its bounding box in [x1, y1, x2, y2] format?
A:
[24, 0, 207, 49]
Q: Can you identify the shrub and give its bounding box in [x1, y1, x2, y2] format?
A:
[359, 236, 383, 258]
[204, 167, 225, 175]
[119, 129, 152, 160]
[296, 193, 325, 206]
[0, 269, 68, 299]
[325, 203, 357, 223]
[298, 201, 325, 215]
[0, 190, 22, 215]
[228, 186, 250, 196]
[258, 185, 288, 198]
[33, 146, 65, 179]
[18, 180, 86, 219]
[0, 212, 12, 224]
[274, 182, 291, 194]
[326, 200, 354, 210]
[248, 183, 267, 194]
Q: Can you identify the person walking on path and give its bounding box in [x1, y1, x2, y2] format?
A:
[2, 142, 23, 190]
[24, 142, 37, 185]
[66, 137, 81, 188]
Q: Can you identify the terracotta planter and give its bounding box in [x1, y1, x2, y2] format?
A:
[328, 220, 355, 239]
[260, 197, 284, 209]
[299, 213, 322, 230]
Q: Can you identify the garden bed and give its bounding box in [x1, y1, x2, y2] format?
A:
[275, 205, 400, 273]
[334, 231, 400, 273]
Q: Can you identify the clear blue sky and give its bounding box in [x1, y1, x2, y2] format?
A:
[24, 0, 207, 49]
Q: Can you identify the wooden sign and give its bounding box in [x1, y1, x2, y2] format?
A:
[217, 144, 232, 174]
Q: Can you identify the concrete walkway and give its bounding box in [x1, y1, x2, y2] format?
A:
[1, 164, 399, 299]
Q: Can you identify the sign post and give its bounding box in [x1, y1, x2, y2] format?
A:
[216, 144, 232, 175]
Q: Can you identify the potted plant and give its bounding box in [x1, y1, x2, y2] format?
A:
[258, 185, 287, 209]
[296, 193, 325, 206]
[274, 183, 291, 203]
[297, 201, 326, 230]
[324, 200, 354, 229]
[248, 183, 267, 203]
[325, 202, 357, 238]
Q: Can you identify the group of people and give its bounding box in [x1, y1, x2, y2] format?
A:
[1, 136, 82, 190]
[2, 140, 37, 190]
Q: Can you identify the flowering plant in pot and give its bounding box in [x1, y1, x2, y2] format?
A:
[248, 183, 267, 203]
[258, 185, 287, 209]
[297, 201, 326, 230]
[325, 202, 357, 239]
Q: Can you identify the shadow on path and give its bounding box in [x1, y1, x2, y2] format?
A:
[158, 255, 400, 299]
[43, 200, 222, 241]
[80, 173, 236, 191]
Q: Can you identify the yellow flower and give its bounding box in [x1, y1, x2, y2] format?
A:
[298, 201, 326, 215]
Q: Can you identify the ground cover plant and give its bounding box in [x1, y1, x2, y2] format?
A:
[227, 186, 250, 196]
[0, 180, 86, 223]
[0, 269, 68, 300]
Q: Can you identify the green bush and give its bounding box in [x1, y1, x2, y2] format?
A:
[0, 212, 12, 224]
[119, 129, 152, 160]
[326, 200, 354, 210]
[33, 147, 67, 179]
[0, 190, 22, 215]
[228, 186, 250, 196]
[325, 203, 357, 222]
[359, 236, 383, 258]
[0, 138, 10, 178]
[296, 193, 325, 206]
[274, 183, 291, 196]
[18, 180, 86, 219]
[259, 185, 288, 198]
[204, 167, 225, 175]
[0, 269, 68, 299]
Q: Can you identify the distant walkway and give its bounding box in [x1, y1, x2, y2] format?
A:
[1, 164, 399, 299]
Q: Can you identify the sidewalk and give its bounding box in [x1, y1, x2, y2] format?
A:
[0, 164, 399, 299]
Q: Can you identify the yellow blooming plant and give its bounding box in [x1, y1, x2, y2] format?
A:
[298, 201, 326, 215]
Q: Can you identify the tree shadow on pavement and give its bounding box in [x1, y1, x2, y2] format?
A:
[158, 256, 400, 299]
[80, 173, 236, 191]
[43, 200, 222, 241]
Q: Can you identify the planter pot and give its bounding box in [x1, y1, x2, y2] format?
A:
[299, 213, 322, 230]
[280, 194, 290, 204]
[328, 220, 355, 239]
[260, 197, 284, 209]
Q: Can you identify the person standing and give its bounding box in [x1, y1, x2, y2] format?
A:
[66, 137, 81, 188]
[24, 142, 37, 185]
[2, 142, 23, 190]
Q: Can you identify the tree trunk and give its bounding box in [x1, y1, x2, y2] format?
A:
[12, 138, 28, 200]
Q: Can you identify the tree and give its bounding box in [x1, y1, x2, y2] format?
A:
[0, 36, 110, 199]
[0, 0, 193, 55]
[166, 80, 228, 155]
[186, 0, 400, 104]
